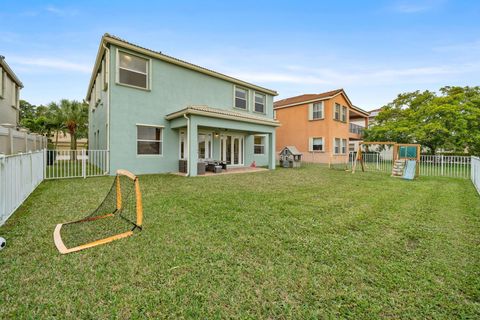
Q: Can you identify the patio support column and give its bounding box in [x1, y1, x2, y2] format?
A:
[244, 134, 254, 166]
[268, 132, 275, 170]
[188, 118, 198, 176]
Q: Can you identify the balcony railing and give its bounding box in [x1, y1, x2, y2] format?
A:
[349, 123, 365, 136]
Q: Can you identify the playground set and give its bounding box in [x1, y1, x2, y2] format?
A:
[352, 142, 421, 180]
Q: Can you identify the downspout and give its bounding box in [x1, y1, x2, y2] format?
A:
[183, 114, 190, 177]
[103, 42, 111, 173]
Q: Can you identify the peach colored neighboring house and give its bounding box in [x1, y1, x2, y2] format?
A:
[274, 89, 369, 164]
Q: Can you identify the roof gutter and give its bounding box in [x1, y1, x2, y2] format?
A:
[166, 108, 281, 127]
[0, 56, 24, 88]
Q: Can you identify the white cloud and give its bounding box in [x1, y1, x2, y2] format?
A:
[391, 0, 445, 13]
[8, 57, 91, 73]
[45, 5, 78, 17]
[225, 63, 480, 90]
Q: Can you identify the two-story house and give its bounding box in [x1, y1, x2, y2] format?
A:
[0, 56, 22, 127]
[86, 34, 279, 176]
[273, 89, 369, 164]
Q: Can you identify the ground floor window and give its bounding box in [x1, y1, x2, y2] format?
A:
[179, 131, 186, 159]
[334, 138, 341, 154]
[137, 125, 163, 155]
[341, 139, 347, 154]
[254, 135, 265, 155]
[310, 137, 324, 151]
[198, 132, 213, 159]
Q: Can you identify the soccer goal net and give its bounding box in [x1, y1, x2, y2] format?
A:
[53, 169, 143, 254]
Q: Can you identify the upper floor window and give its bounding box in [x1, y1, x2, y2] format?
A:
[235, 87, 248, 110]
[137, 125, 163, 155]
[310, 137, 324, 151]
[341, 106, 347, 122]
[254, 92, 265, 113]
[334, 103, 341, 121]
[118, 51, 149, 89]
[254, 135, 265, 154]
[312, 102, 324, 120]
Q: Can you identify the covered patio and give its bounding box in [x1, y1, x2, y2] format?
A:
[166, 106, 279, 176]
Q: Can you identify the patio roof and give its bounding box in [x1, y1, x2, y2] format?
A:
[165, 105, 281, 127]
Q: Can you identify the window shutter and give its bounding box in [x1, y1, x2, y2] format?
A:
[320, 101, 324, 118]
[308, 137, 313, 152]
[308, 104, 313, 120]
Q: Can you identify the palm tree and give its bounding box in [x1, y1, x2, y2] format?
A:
[59, 99, 88, 150]
[47, 102, 66, 149]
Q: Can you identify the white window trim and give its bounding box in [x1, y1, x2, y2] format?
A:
[341, 138, 348, 154]
[179, 130, 187, 160]
[253, 91, 266, 114]
[116, 49, 151, 91]
[309, 101, 324, 120]
[333, 138, 341, 155]
[136, 124, 164, 157]
[233, 85, 249, 111]
[254, 134, 266, 155]
[198, 131, 213, 159]
[334, 103, 341, 121]
[309, 137, 325, 152]
[341, 106, 347, 122]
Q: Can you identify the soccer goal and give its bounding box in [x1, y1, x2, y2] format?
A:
[53, 169, 143, 254]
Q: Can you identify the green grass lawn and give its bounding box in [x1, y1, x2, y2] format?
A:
[1, 165, 479, 318]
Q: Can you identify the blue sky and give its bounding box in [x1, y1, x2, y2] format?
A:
[1, 0, 479, 110]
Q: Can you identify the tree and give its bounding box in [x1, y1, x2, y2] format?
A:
[364, 86, 480, 154]
[19, 100, 36, 121]
[46, 102, 66, 149]
[59, 99, 88, 150]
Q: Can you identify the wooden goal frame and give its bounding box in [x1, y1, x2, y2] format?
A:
[53, 169, 143, 254]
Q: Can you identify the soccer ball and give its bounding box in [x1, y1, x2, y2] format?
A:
[0, 237, 5, 250]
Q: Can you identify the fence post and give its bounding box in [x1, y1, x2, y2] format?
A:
[441, 155, 444, 176]
[43, 148, 47, 179]
[82, 149, 86, 179]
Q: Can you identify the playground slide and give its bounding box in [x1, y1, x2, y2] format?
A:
[402, 160, 416, 180]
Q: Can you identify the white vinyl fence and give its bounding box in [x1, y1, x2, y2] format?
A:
[350, 152, 472, 179]
[45, 149, 109, 179]
[0, 151, 44, 225]
[472, 156, 480, 195]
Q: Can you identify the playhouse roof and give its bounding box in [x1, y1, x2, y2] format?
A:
[280, 146, 302, 156]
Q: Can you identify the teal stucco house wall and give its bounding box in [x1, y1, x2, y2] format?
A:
[86, 34, 279, 176]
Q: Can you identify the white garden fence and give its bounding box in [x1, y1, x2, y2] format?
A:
[45, 149, 109, 179]
[0, 151, 44, 225]
[472, 156, 480, 195]
[350, 152, 472, 180]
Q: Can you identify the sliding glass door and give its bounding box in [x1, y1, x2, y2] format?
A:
[220, 135, 244, 166]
